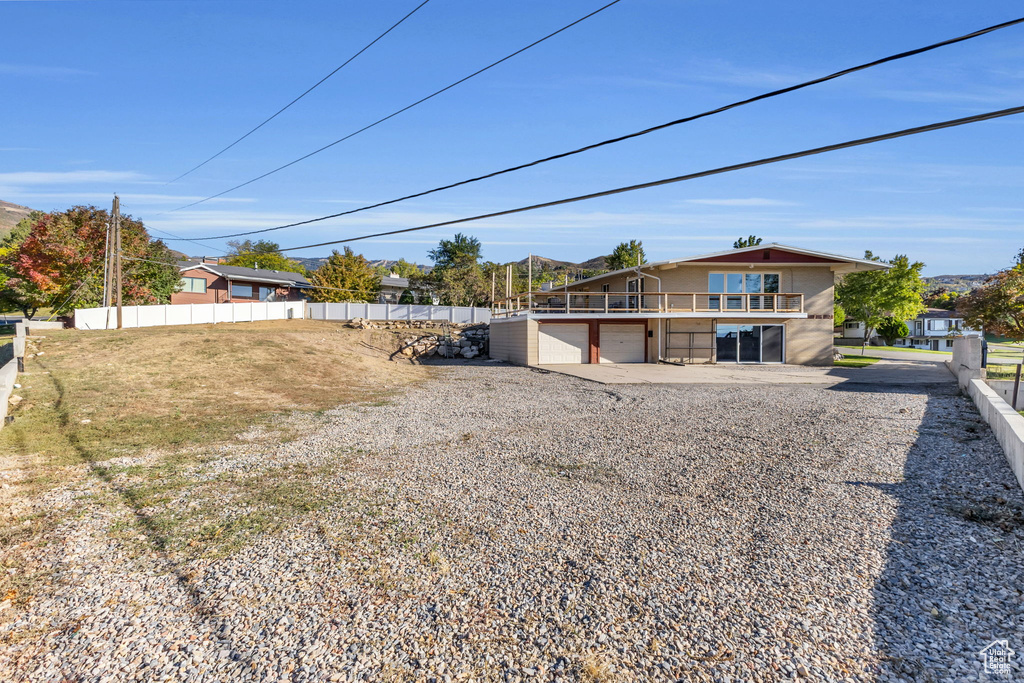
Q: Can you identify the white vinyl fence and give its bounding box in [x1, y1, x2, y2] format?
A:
[307, 302, 489, 324]
[74, 301, 306, 330]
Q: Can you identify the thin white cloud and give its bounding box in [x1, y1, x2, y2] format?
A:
[0, 63, 95, 78]
[0, 170, 147, 185]
[12, 191, 256, 205]
[683, 198, 799, 207]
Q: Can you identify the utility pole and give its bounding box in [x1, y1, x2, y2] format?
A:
[491, 269, 495, 306]
[528, 253, 533, 295]
[102, 219, 112, 307]
[113, 195, 123, 329]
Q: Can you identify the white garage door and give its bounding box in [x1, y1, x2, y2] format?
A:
[599, 324, 646, 363]
[538, 324, 589, 364]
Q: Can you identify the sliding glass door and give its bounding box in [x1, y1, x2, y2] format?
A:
[716, 324, 784, 363]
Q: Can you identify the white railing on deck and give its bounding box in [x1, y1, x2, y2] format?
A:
[492, 292, 804, 317]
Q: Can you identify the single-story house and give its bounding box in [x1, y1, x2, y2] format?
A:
[172, 261, 313, 304]
[489, 243, 889, 366]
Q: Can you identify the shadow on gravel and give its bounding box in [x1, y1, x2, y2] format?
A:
[835, 381, 1024, 680]
[36, 359, 256, 672]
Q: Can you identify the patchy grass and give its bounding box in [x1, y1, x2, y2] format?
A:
[0, 320, 432, 574]
[836, 344, 949, 355]
[1, 320, 429, 466]
[986, 364, 1021, 381]
[834, 355, 882, 368]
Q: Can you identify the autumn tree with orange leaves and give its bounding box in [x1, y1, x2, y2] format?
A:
[0, 206, 179, 317]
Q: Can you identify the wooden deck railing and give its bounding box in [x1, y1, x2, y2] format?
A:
[491, 292, 804, 317]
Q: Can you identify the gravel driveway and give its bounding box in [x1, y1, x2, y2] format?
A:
[2, 362, 1023, 681]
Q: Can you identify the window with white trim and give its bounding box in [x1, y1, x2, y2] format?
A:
[180, 276, 207, 294]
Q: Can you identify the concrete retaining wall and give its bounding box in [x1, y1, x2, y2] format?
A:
[950, 337, 1024, 491]
[966, 378, 1024, 491]
[0, 323, 26, 431]
[987, 379, 1024, 410]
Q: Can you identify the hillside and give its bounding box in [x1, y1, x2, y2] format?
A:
[517, 254, 608, 271]
[923, 274, 991, 291]
[0, 200, 36, 239]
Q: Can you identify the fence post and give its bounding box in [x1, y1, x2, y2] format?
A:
[385, 304, 391, 321]
[472, 307, 477, 324]
[449, 308, 455, 323]
[408, 305, 412, 321]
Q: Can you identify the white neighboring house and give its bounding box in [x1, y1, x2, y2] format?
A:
[894, 308, 982, 351]
[840, 308, 982, 350]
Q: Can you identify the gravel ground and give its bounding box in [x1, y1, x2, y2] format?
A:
[2, 361, 1023, 682]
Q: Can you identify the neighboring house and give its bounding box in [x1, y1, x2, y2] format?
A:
[489, 243, 888, 366]
[172, 261, 312, 304]
[379, 275, 410, 304]
[839, 309, 981, 350]
[894, 308, 982, 351]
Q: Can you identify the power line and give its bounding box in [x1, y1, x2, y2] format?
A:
[167, 0, 624, 212]
[166, 0, 433, 184]
[165, 14, 1024, 242]
[271, 105, 1024, 253]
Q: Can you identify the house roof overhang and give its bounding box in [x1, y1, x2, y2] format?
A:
[565, 243, 890, 288]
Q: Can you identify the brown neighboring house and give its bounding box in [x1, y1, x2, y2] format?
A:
[488, 243, 889, 367]
[172, 261, 312, 304]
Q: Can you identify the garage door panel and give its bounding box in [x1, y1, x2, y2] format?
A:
[538, 324, 589, 364]
[599, 324, 645, 363]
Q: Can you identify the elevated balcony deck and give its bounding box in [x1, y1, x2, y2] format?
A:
[491, 291, 805, 318]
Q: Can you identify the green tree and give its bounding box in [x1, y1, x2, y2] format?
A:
[876, 316, 910, 346]
[224, 239, 306, 275]
[957, 263, 1024, 343]
[0, 206, 179, 317]
[733, 235, 763, 249]
[308, 247, 380, 303]
[833, 302, 846, 328]
[606, 240, 646, 271]
[428, 234, 488, 306]
[836, 252, 926, 354]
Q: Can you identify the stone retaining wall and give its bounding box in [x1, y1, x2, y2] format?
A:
[346, 319, 490, 360]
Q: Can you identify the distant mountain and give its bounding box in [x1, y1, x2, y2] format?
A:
[0, 200, 37, 238]
[517, 254, 608, 271]
[923, 274, 991, 291]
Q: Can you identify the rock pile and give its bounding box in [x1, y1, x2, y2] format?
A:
[390, 324, 489, 360]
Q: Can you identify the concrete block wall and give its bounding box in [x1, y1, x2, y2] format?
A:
[488, 317, 537, 366]
[0, 323, 26, 432]
[950, 337, 1024, 491]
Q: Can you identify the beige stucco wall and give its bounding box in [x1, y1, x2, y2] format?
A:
[566, 264, 837, 366]
[489, 317, 537, 366]
[567, 264, 833, 311]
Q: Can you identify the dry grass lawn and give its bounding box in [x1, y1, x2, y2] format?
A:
[0, 320, 434, 576]
[1, 319, 431, 465]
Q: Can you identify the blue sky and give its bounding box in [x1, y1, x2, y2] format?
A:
[2, 0, 1022, 275]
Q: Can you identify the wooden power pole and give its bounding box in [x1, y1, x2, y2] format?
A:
[113, 195, 123, 329]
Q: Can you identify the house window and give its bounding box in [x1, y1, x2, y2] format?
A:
[708, 272, 780, 310]
[231, 283, 253, 298]
[258, 286, 274, 301]
[945, 339, 954, 348]
[929, 319, 948, 331]
[601, 283, 611, 293]
[181, 276, 207, 294]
